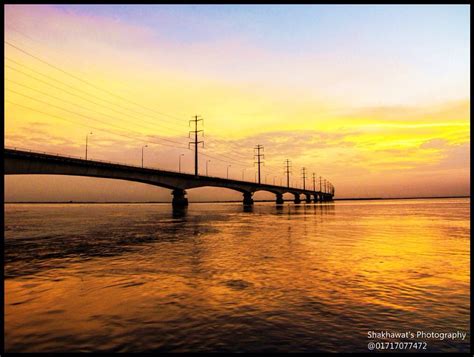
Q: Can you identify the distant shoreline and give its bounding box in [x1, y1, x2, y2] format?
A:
[4, 196, 470, 204]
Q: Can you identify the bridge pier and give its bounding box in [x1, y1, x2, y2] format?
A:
[313, 193, 319, 203]
[172, 189, 188, 207]
[294, 194, 301, 204]
[243, 192, 254, 206]
[305, 193, 312, 203]
[276, 193, 284, 205]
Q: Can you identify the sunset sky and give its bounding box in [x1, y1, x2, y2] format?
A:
[4, 4, 470, 201]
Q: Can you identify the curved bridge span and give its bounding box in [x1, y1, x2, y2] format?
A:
[4, 148, 334, 207]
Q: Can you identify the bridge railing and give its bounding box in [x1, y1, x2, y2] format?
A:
[4, 146, 265, 185]
[4, 146, 332, 193]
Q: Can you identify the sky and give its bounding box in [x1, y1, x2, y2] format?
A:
[4, 4, 470, 201]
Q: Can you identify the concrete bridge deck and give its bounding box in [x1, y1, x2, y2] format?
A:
[4, 148, 334, 207]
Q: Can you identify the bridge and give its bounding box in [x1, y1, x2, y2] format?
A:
[4, 148, 334, 207]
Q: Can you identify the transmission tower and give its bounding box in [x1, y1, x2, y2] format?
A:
[189, 115, 204, 176]
[284, 159, 291, 187]
[301, 167, 307, 190]
[254, 145, 264, 184]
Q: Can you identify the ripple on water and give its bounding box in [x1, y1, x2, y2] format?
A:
[4, 200, 470, 352]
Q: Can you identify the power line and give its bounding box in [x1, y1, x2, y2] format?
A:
[6, 57, 288, 174]
[5, 49, 284, 175]
[5, 99, 256, 172]
[5, 78, 189, 143]
[6, 89, 189, 148]
[5, 99, 189, 151]
[5, 41, 315, 182]
[5, 59, 187, 135]
[5, 40, 187, 123]
[6, 60, 272, 170]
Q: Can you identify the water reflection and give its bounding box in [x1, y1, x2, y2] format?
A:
[243, 204, 254, 213]
[4, 199, 470, 353]
[172, 206, 188, 219]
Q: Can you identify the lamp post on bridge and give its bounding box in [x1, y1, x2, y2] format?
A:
[206, 160, 211, 176]
[301, 167, 307, 190]
[85, 132, 93, 160]
[227, 165, 231, 179]
[178, 153, 184, 173]
[141, 144, 148, 168]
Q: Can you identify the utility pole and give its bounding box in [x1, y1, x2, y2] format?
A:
[178, 154, 184, 173]
[85, 132, 93, 160]
[301, 167, 307, 190]
[189, 115, 204, 176]
[284, 159, 291, 188]
[141, 144, 148, 168]
[254, 145, 264, 184]
[319, 176, 322, 192]
[312, 173, 316, 191]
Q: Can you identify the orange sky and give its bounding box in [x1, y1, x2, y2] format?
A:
[4, 5, 470, 201]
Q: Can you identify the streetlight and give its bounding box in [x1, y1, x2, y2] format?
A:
[85, 132, 93, 160]
[206, 160, 211, 176]
[141, 144, 148, 168]
[227, 165, 231, 179]
[178, 153, 184, 173]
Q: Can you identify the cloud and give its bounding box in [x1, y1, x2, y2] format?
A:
[419, 138, 449, 149]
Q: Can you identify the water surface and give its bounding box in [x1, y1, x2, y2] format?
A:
[4, 199, 470, 352]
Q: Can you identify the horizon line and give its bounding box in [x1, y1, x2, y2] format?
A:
[4, 196, 470, 204]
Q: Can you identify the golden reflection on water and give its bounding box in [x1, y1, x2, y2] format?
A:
[4, 199, 470, 352]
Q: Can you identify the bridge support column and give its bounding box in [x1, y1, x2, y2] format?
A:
[172, 189, 188, 207]
[276, 193, 284, 205]
[305, 194, 312, 203]
[294, 194, 301, 204]
[313, 194, 319, 203]
[243, 192, 254, 206]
